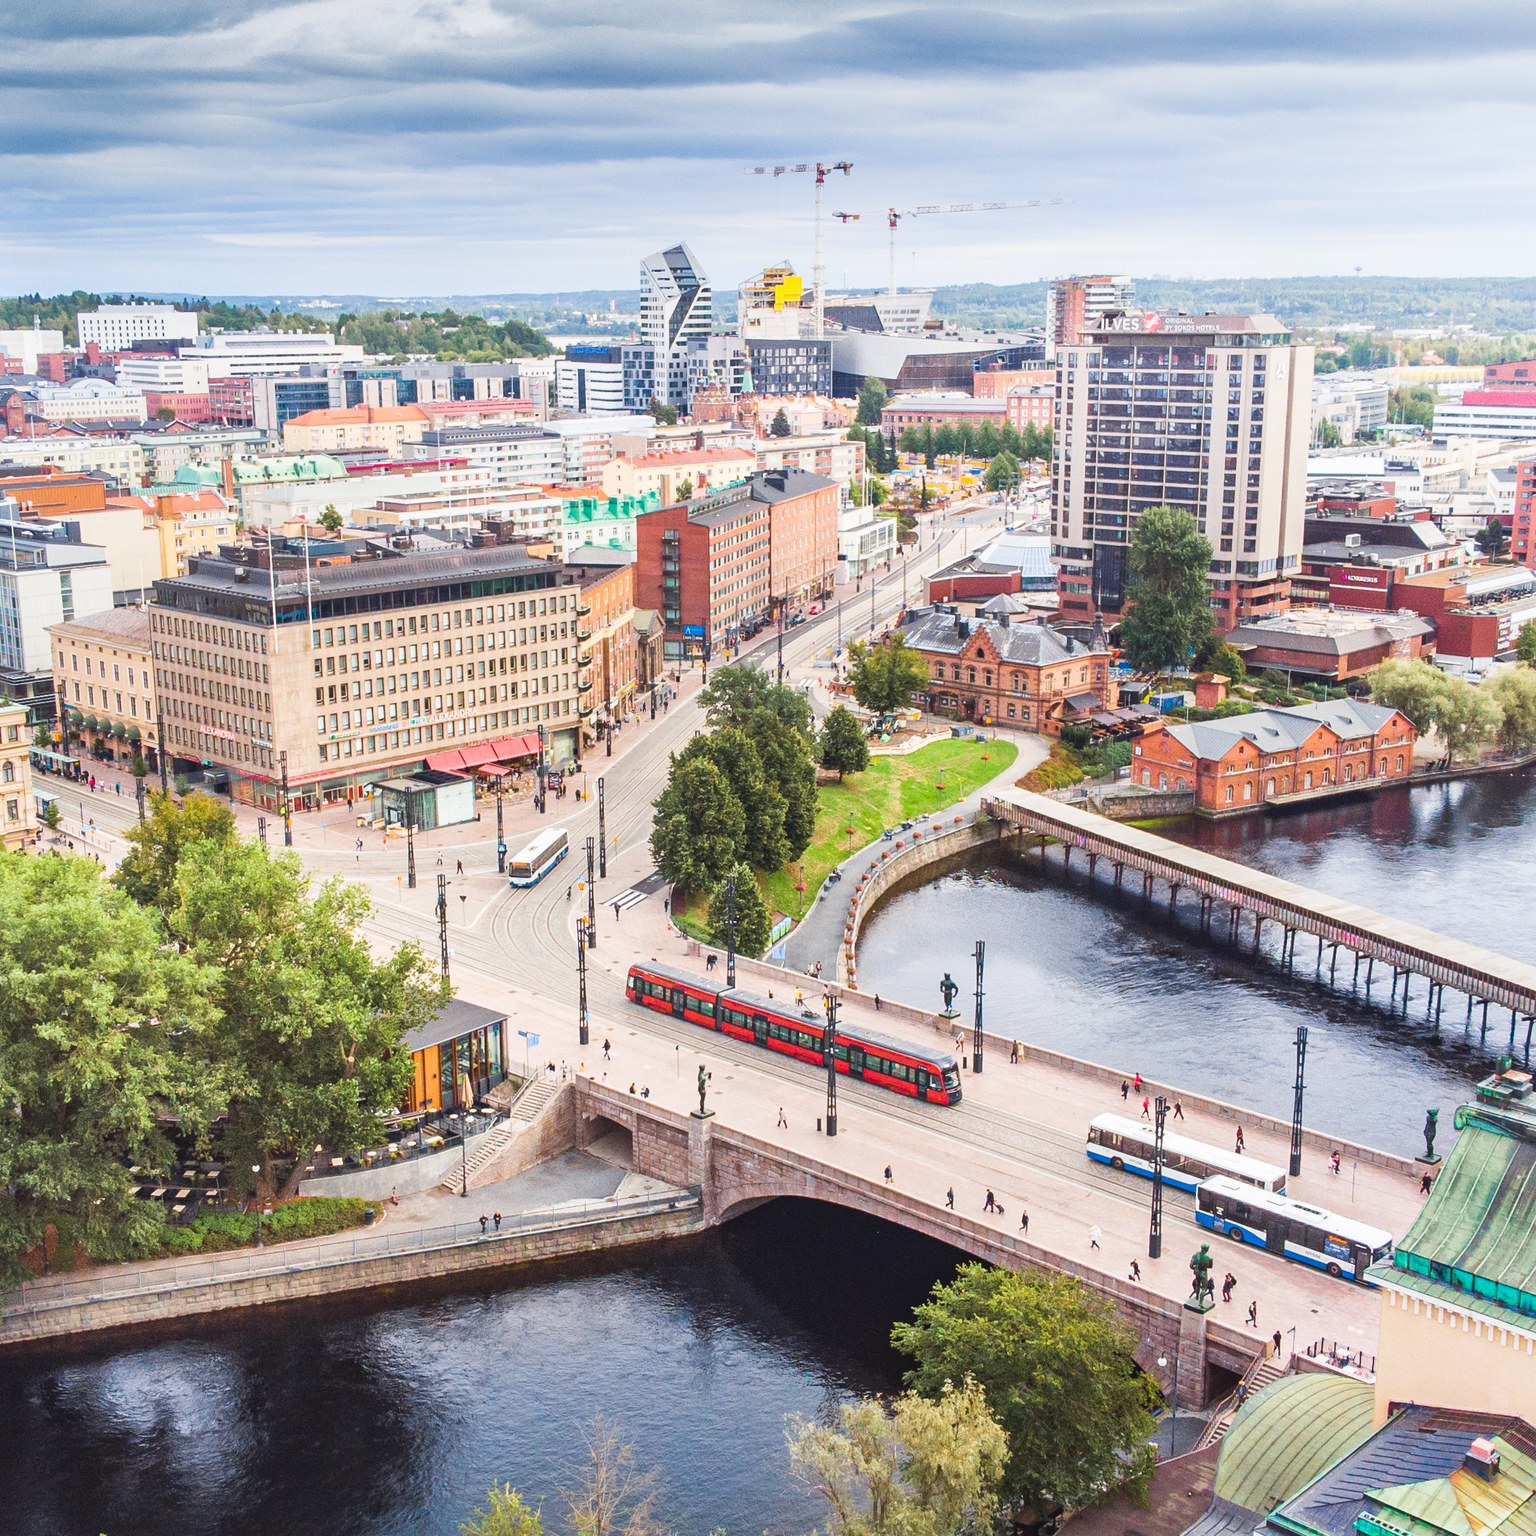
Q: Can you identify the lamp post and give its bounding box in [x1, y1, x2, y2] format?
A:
[972, 939, 985, 1076]
[252, 1166, 263, 1246]
[536, 724, 547, 815]
[279, 750, 293, 846]
[585, 836, 597, 947]
[598, 777, 607, 879]
[459, 1110, 468, 1198]
[494, 773, 507, 874]
[156, 704, 169, 796]
[437, 872, 449, 981]
[1149, 1095, 1167, 1260]
[725, 872, 737, 989]
[406, 822, 417, 890]
[823, 991, 839, 1136]
[576, 916, 590, 1046]
[1157, 1352, 1180, 1456]
[1290, 1025, 1308, 1177]
[257, 814, 268, 849]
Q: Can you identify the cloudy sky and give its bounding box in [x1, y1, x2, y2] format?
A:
[3, 0, 1532, 297]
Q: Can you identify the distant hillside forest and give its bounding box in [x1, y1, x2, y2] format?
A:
[0, 293, 553, 361]
[932, 276, 1536, 340]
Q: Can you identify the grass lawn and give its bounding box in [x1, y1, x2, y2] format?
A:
[675, 736, 1017, 937]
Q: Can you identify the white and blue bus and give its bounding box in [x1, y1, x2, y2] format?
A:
[1195, 1175, 1393, 1283]
[507, 827, 569, 888]
[1086, 1115, 1287, 1194]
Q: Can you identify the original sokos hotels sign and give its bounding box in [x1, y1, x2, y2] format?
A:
[1098, 312, 1214, 334]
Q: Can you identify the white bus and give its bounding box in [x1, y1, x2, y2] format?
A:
[1195, 1175, 1394, 1283]
[507, 827, 569, 888]
[1086, 1114, 1288, 1194]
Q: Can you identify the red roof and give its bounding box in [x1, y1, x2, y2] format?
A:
[1460, 390, 1536, 409]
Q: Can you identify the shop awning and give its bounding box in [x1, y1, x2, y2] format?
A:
[424, 735, 543, 775]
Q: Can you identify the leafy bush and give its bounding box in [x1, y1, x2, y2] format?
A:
[1059, 723, 1092, 751]
[138, 1197, 375, 1257]
[1019, 744, 1085, 791]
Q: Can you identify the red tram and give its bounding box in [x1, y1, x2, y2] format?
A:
[626, 960, 961, 1106]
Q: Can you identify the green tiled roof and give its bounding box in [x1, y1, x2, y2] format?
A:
[1380, 1105, 1536, 1327]
[1363, 1434, 1536, 1536]
[1214, 1374, 1376, 1516]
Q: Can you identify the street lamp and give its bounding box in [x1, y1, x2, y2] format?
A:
[252, 1166, 263, 1246]
[1157, 1352, 1180, 1457]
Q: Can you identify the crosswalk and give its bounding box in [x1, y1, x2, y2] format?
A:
[609, 870, 668, 912]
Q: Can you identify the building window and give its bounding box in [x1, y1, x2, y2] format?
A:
[1396, 753, 1404, 772]
[1225, 784, 1234, 804]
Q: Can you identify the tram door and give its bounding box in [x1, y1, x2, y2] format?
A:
[752, 1012, 768, 1047]
[847, 1046, 866, 1078]
[671, 988, 686, 1020]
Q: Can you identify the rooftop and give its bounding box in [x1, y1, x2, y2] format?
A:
[47, 606, 153, 646]
[899, 605, 1108, 666]
[285, 405, 431, 428]
[1227, 610, 1434, 656]
[1165, 699, 1405, 761]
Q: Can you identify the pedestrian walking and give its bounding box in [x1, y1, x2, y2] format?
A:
[706, 953, 718, 972]
[884, 1165, 894, 1185]
[1420, 1171, 1434, 1195]
[874, 993, 882, 1011]
[1222, 1271, 1236, 1303]
[1331, 1149, 1342, 1176]
[983, 1189, 996, 1212]
[945, 1186, 955, 1209]
[1235, 1126, 1245, 1154]
[1010, 1039, 1021, 1065]
[1173, 1100, 1185, 1121]
[1246, 1300, 1258, 1327]
[493, 1211, 502, 1232]
[456, 859, 464, 876]
[479, 1213, 488, 1235]
[1141, 1096, 1151, 1120]
[436, 853, 444, 868]
[1133, 1072, 1143, 1092]
[1089, 1225, 1101, 1250]
[602, 1038, 611, 1061]
[1020, 1208, 1029, 1235]
[1120, 1079, 1130, 1101]
[1272, 1329, 1283, 1358]
[777, 1107, 787, 1128]
[613, 901, 620, 920]
[1129, 1260, 1141, 1282]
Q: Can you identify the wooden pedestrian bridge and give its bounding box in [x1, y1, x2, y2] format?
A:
[984, 787, 1536, 1041]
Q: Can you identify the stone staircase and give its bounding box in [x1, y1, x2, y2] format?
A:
[438, 1078, 557, 1194]
[1199, 1354, 1289, 1448]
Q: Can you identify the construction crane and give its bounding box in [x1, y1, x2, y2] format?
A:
[832, 199, 1069, 295]
[748, 160, 853, 338]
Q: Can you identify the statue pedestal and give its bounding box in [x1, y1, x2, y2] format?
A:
[1415, 1154, 1441, 1166]
[1184, 1295, 1215, 1315]
[940, 1009, 960, 1023]
[690, 1109, 715, 1121]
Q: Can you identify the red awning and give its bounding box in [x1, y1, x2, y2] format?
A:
[489, 733, 541, 763]
[424, 749, 466, 772]
[457, 742, 503, 770]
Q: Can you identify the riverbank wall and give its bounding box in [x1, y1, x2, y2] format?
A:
[0, 1190, 703, 1354]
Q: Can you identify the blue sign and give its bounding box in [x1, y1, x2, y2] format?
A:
[517, 1030, 541, 1048]
[682, 625, 706, 639]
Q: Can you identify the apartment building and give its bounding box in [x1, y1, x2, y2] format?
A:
[282, 404, 431, 456]
[1045, 275, 1135, 358]
[564, 552, 637, 734]
[1052, 312, 1314, 630]
[149, 540, 584, 807]
[634, 485, 771, 663]
[182, 331, 365, 378]
[49, 606, 160, 769]
[402, 425, 564, 487]
[755, 468, 840, 610]
[0, 701, 34, 849]
[601, 447, 755, 504]
[754, 430, 865, 486]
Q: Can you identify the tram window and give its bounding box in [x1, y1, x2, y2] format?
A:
[701, 998, 715, 1017]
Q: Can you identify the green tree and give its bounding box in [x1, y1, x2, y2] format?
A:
[706, 863, 772, 958]
[1366, 658, 1449, 733]
[787, 1378, 1008, 1536]
[819, 704, 871, 780]
[1436, 675, 1503, 762]
[1316, 417, 1342, 449]
[320, 503, 344, 533]
[985, 451, 1021, 491]
[700, 665, 812, 736]
[770, 407, 794, 438]
[1118, 506, 1215, 671]
[922, 425, 938, 470]
[679, 727, 788, 872]
[647, 397, 678, 427]
[857, 376, 889, 427]
[756, 715, 819, 859]
[848, 633, 930, 715]
[460, 1487, 543, 1536]
[114, 790, 237, 911]
[1476, 517, 1510, 559]
[1194, 632, 1248, 682]
[0, 853, 218, 1280]
[892, 1263, 1157, 1515]
[169, 840, 443, 1188]
[676, 478, 694, 501]
[650, 757, 747, 893]
[1517, 621, 1536, 665]
[1486, 668, 1536, 754]
[39, 799, 61, 833]
[130, 751, 148, 780]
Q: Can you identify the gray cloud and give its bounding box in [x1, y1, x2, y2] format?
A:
[0, 1, 1532, 293]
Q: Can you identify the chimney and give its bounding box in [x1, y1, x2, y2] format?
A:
[1465, 1439, 1501, 1482]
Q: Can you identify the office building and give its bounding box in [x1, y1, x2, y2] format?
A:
[0, 435, 145, 488]
[830, 329, 1043, 398]
[1045, 275, 1135, 359]
[744, 338, 833, 398]
[755, 429, 865, 488]
[880, 393, 1009, 433]
[250, 374, 346, 434]
[0, 328, 66, 374]
[738, 264, 811, 339]
[13, 378, 149, 426]
[754, 468, 840, 610]
[78, 304, 200, 352]
[49, 606, 160, 769]
[1052, 312, 1314, 629]
[149, 538, 584, 807]
[115, 355, 212, 394]
[402, 425, 562, 487]
[838, 501, 897, 583]
[0, 700, 34, 849]
[1434, 391, 1536, 443]
[556, 346, 627, 414]
[1312, 374, 1391, 444]
[636, 244, 714, 409]
[634, 484, 771, 662]
[183, 330, 365, 378]
[0, 503, 115, 713]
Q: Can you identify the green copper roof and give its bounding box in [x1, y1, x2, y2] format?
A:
[1380, 1105, 1536, 1327]
[1214, 1374, 1376, 1516]
[1362, 1435, 1536, 1536]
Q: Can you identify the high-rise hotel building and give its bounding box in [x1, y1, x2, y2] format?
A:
[149, 541, 587, 808]
[1052, 312, 1313, 631]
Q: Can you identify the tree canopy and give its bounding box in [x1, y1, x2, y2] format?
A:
[1475, 517, 1510, 559]
[848, 633, 930, 715]
[1118, 505, 1215, 672]
[770, 407, 794, 437]
[114, 790, 236, 910]
[650, 757, 747, 893]
[706, 863, 773, 959]
[788, 1378, 1008, 1536]
[1366, 658, 1502, 762]
[892, 1262, 1158, 1515]
[1486, 668, 1536, 754]
[678, 727, 789, 872]
[334, 308, 552, 361]
[857, 376, 889, 426]
[1516, 621, 1536, 666]
[819, 705, 871, 780]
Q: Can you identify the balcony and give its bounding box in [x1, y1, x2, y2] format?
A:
[575, 600, 593, 618]
[577, 676, 595, 694]
[576, 647, 594, 667]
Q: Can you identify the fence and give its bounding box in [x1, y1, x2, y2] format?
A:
[1, 1189, 702, 1324]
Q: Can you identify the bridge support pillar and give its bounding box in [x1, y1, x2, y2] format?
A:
[1317, 935, 1324, 973]
[689, 1112, 717, 1220]
[1366, 957, 1375, 992]
[1114, 862, 1124, 889]
[1087, 852, 1098, 881]
[1481, 1000, 1491, 1038]
[1254, 913, 1264, 950]
[1169, 884, 1179, 913]
[1526, 1017, 1533, 1056]
[1175, 1305, 1209, 1411]
[1143, 872, 1153, 900]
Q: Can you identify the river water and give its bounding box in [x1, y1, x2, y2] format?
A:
[0, 1203, 966, 1536]
[858, 769, 1536, 1158]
